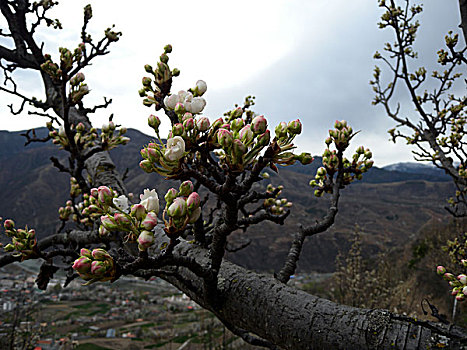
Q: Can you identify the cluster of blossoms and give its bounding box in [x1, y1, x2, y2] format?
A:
[164, 85, 207, 115]
[100, 121, 130, 150]
[272, 118, 313, 168]
[41, 45, 90, 103]
[162, 181, 202, 237]
[91, 187, 159, 251]
[140, 134, 187, 177]
[58, 200, 74, 221]
[310, 120, 373, 197]
[69, 177, 82, 197]
[437, 265, 467, 301]
[139, 45, 180, 110]
[140, 98, 313, 176]
[47, 120, 129, 151]
[1, 219, 37, 259]
[41, 44, 84, 81]
[263, 184, 292, 215]
[72, 248, 116, 284]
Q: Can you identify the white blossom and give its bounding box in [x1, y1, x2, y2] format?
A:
[164, 94, 180, 109]
[140, 189, 160, 214]
[164, 136, 185, 161]
[196, 80, 207, 95]
[112, 195, 129, 212]
[187, 97, 206, 114]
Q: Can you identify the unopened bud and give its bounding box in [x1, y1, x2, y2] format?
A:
[165, 188, 178, 206]
[138, 230, 155, 251]
[131, 204, 147, 221]
[167, 197, 187, 218]
[92, 248, 111, 261]
[179, 181, 194, 196]
[251, 115, 267, 134]
[287, 119, 302, 135]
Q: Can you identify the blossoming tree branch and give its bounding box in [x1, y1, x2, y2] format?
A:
[0, 1, 466, 349]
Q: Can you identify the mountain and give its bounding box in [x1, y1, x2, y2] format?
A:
[0, 128, 455, 273]
[286, 159, 451, 183]
[382, 162, 450, 179]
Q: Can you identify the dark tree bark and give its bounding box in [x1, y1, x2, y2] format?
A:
[459, 0, 467, 44]
[155, 230, 467, 350]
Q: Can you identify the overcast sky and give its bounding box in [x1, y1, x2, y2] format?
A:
[0, 0, 464, 166]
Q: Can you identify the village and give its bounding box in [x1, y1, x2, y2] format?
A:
[0, 260, 240, 350]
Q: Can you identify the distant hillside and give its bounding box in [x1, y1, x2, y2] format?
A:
[0, 128, 455, 273]
[382, 162, 449, 179]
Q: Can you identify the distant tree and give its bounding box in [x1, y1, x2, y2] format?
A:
[0, 1, 466, 348]
[371, 0, 467, 217]
[371, 0, 467, 306]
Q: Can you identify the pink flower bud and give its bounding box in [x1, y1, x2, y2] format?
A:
[100, 215, 118, 231]
[76, 122, 85, 133]
[73, 256, 92, 274]
[90, 188, 98, 197]
[97, 186, 113, 205]
[142, 212, 158, 230]
[458, 274, 467, 285]
[287, 119, 302, 135]
[148, 115, 161, 131]
[217, 128, 233, 149]
[131, 204, 147, 221]
[196, 117, 210, 132]
[165, 188, 178, 206]
[174, 102, 185, 114]
[91, 260, 107, 275]
[114, 213, 131, 227]
[167, 197, 187, 218]
[97, 222, 108, 235]
[251, 115, 267, 134]
[444, 272, 455, 281]
[138, 230, 155, 251]
[142, 77, 151, 86]
[437, 266, 446, 275]
[179, 181, 194, 197]
[26, 229, 35, 239]
[139, 160, 153, 173]
[80, 248, 92, 258]
[210, 118, 224, 132]
[182, 113, 193, 122]
[257, 130, 271, 147]
[3, 219, 14, 230]
[92, 248, 112, 261]
[275, 122, 288, 138]
[186, 192, 201, 211]
[172, 123, 184, 136]
[239, 125, 254, 144]
[183, 118, 195, 131]
[456, 294, 465, 301]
